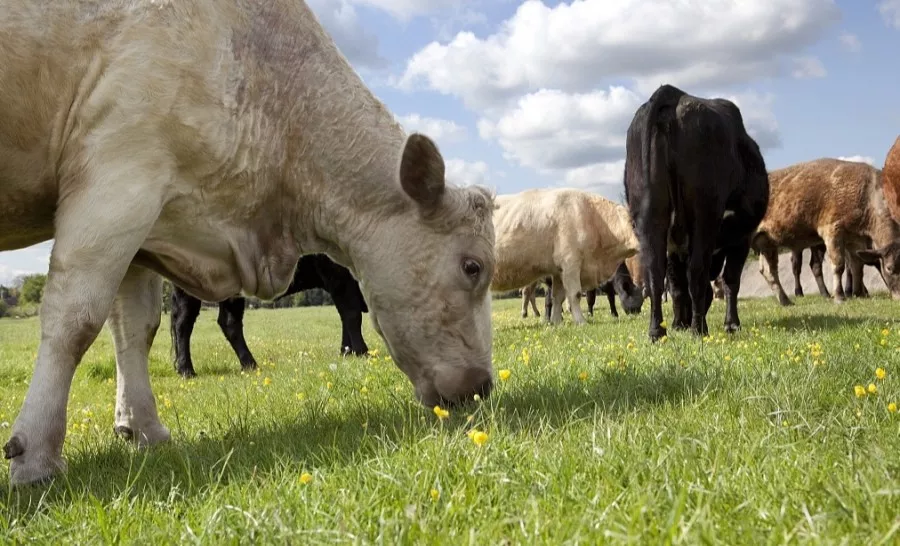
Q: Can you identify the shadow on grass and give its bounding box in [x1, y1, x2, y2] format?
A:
[1, 363, 716, 514]
[765, 313, 878, 332]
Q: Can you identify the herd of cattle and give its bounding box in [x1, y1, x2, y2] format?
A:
[1, 0, 899, 486]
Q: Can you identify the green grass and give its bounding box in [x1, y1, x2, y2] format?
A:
[2, 295, 900, 544]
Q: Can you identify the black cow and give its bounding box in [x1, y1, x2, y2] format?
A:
[542, 262, 644, 319]
[170, 254, 369, 377]
[624, 84, 769, 341]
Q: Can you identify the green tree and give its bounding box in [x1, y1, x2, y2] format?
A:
[20, 274, 47, 304]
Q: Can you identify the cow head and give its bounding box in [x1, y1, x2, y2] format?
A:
[611, 262, 644, 314]
[858, 242, 900, 300]
[351, 133, 496, 408]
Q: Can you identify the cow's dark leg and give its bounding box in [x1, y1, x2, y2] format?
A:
[216, 298, 258, 371]
[667, 252, 691, 330]
[333, 290, 368, 356]
[722, 243, 750, 333]
[529, 286, 541, 316]
[642, 231, 670, 341]
[759, 248, 793, 306]
[790, 248, 804, 297]
[585, 288, 597, 317]
[809, 244, 831, 298]
[604, 285, 618, 317]
[847, 252, 869, 298]
[543, 277, 553, 323]
[549, 274, 568, 325]
[170, 286, 202, 378]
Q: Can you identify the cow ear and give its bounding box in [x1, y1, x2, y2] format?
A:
[857, 249, 883, 266]
[399, 133, 445, 211]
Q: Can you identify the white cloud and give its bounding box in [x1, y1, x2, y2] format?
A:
[399, 0, 840, 109]
[723, 91, 782, 150]
[879, 0, 900, 28]
[838, 155, 875, 166]
[839, 32, 862, 52]
[477, 87, 642, 171]
[354, 0, 466, 21]
[396, 114, 467, 143]
[445, 158, 491, 187]
[791, 56, 827, 79]
[307, 0, 386, 68]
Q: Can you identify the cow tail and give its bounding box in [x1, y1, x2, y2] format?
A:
[642, 85, 683, 244]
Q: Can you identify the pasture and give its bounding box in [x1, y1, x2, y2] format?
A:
[2, 296, 900, 544]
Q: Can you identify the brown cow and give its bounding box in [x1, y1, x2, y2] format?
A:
[0, 0, 496, 486]
[492, 188, 639, 325]
[883, 137, 900, 223]
[751, 158, 900, 305]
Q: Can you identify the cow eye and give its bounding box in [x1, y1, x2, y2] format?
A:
[461, 258, 482, 279]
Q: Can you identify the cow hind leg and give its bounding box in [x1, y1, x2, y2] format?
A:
[560, 266, 587, 325]
[822, 235, 848, 303]
[6, 165, 164, 485]
[791, 249, 804, 297]
[334, 291, 369, 356]
[722, 243, 751, 334]
[170, 286, 202, 378]
[667, 252, 692, 330]
[110, 264, 171, 448]
[585, 288, 597, 317]
[549, 275, 566, 325]
[217, 298, 258, 371]
[543, 277, 553, 323]
[809, 245, 831, 298]
[759, 248, 793, 306]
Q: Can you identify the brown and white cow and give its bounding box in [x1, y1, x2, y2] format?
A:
[491, 188, 639, 325]
[751, 158, 900, 305]
[0, 0, 496, 486]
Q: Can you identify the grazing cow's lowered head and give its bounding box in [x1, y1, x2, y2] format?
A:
[350, 135, 497, 407]
[858, 242, 900, 300]
[611, 262, 644, 314]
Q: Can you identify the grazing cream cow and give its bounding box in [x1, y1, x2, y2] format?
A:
[0, 0, 496, 486]
[491, 189, 640, 325]
[751, 158, 900, 304]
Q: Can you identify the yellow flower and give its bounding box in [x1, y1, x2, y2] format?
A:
[473, 394, 481, 402]
[868, 383, 878, 394]
[299, 472, 313, 484]
[326, 382, 333, 389]
[263, 377, 272, 386]
[578, 371, 588, 381]
[498, 369, 512, 381]
[882, 329, 890, 337]
[430, 488, 440, 502]
[854, 385, 866, 398]
[660, 321, 668, 329]
[433, 406, 450, 420]
[724, 355, 732, 362]
[876, 367, 886, 380]
[888, 402, 897, 413]
[468, 429, 489, 446]
[360, 386, 368, 394]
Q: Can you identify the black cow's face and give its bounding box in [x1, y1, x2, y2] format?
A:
[858, 242, 900, 300]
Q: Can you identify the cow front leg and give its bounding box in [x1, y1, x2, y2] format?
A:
[560, 267, 587, 325]
[6, 182, 162, 485]
[823, 237, 847, 303]
[722, 243, 751, 333]
[667, 252, 691, 329]
[847, 253, 867, 298]
[520, 286, 530, 318]
[543, 277, 553, 323]
[790, 249, 804, 297]
[809, 244, 831, 298]
[549, 275, 566, 325]
[334, 294, 368, 356]
[585, 288, 597, 316]
[217, 298, 258, 371]
[170, 286, 201, 378]
[603, 285, 618, 318]
[759, 249, 793, 306]
[109, 265, 171, 448]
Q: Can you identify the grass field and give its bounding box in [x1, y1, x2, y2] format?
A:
[2, 295, 900, 544]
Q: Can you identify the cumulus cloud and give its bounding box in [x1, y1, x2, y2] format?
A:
[879, 0, 900, 28]
[839, 32, 862, 52]
[445, 158, 491, 187]
[396, 114, 467, 143]
[723, 91, 782, 150]
[354, 0, 467, 20]
[307, 0, 386, 68]
[838, 155, 875, 165]
[791, 56, 827, 79]
[399, 0, 840, 109]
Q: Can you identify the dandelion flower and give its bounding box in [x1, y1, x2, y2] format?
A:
[578, 371, 588, 381]
[263, 377, 272, 386]
[854, 385, 866, 398]
[876, 367, 886, 380]
[433, 406, 450, 420]
[868, 383, 878, 394]
[882, 329, 890, 337]
[889, 402, 897, 413]
[660, 321, 667, 329]
[300, 472, 313, 485]
[468, 429, 489, 446]
[360, 386, 368, 395]
[430, 488, 440, 502]
[498, 369, 512, 381]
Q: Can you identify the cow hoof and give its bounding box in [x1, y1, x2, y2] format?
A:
[777, 297, 794, 307]
[794, 290, 804, 297]
[5, 435, 66, 487]
[241, 362, 258, 372]
[177, 367, 197, 379]
[725, 323, 741, 334]
[113, 421, 171, 447]
[649, 326, 667, 342]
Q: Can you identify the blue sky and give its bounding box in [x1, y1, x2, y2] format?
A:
[2, 0, 899, 285]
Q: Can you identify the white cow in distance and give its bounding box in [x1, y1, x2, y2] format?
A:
[491, 188, 640, 325]
[0, 0, 496, 486]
